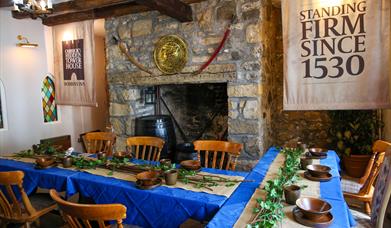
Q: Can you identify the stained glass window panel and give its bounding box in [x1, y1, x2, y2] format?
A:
[41, 76, 58, 123]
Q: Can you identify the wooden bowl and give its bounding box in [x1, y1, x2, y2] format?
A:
[180, 160, 201, 170]
[296, 197, 332, 221]
[113, 151, 131, 160]
[306, 164, 331, 178]
[136, 171, 159, 186]
[35, 157, 55, 168]
[309, 148, 328, 157]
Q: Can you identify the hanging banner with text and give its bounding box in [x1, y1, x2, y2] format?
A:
[53, 21, 96, 106]
[282, 0, 391, 110]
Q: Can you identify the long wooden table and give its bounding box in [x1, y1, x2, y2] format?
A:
[0, 156, 248, 227]
[207, 147, 356, 228]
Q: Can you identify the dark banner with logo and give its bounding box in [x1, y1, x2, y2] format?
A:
[62, 39, 85, 83]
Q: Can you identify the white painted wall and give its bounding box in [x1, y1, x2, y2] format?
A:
[0, 9, 108, 154]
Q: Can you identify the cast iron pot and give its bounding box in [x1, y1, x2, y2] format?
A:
[175, 143, 197, 163]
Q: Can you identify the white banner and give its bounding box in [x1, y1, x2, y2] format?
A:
[53, 21, 96, 106]
[282, 0, 391, 110]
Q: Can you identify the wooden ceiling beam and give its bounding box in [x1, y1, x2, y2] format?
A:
[10, 0, 207, 26]
[41, 2, 149, 26]
[134, 0, 192, 22]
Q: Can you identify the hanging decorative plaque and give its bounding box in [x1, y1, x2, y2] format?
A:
[154, 35, 188, 74]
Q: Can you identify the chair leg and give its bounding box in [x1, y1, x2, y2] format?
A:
[33, 218, 41, 227]
[365, 202, 372, 215]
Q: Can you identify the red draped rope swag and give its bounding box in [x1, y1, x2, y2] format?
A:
[115, 16, 236, 76]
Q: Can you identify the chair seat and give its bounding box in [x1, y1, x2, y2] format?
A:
[350, 209, 372, 228]
[342, 178, 363, 194]
[28, 193, 57, 211]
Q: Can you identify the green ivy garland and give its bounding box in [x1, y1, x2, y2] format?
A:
[248, 147, 303, 228]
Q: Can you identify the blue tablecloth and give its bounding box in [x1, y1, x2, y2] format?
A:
[0, 157, 248, 227]
[0, 159, 78, 196]
[207, 148, 356, 228]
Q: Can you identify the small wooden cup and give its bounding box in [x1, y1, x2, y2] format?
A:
[164, 169, 178, 186]
[62, 157, 73, 168]
[284, 185, 301, 205]
[300, 157, 313, 170]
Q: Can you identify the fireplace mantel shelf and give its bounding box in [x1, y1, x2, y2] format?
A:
[108, 64, 237, 86]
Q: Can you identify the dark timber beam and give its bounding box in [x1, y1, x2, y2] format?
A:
[135, 0, 192, 22]
[9, 0, 207, 26]
[42, 2, 150, 26]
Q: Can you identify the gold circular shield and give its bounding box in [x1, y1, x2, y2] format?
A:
[154, 35, 188, 74]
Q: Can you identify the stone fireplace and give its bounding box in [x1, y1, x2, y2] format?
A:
[105, 0, 285, 170]
[159, 83, 228, 143]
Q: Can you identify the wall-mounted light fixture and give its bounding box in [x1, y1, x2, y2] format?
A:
[143, 87, 156, 105]
[16, 35, 38, 48]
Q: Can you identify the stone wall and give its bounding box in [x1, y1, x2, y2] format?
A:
[105, 0, 333, 170]
[105, 0, 276, 170]
[266, 2, 332, 148]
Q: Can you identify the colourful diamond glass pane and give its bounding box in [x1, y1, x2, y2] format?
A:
[41, 77, 58, 123]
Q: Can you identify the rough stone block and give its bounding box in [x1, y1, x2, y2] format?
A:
[110, 118, 124, 135]
[229, 110, 239, 119]
[200, 37, 222, 46]
[192, 56, 210, 63]
[122, 89, 140, 101]
[228, 120, 259, 134]
[132, 20, 152, 37]
[242, 9, 260, 21]
[118, 22, 131, 39]
[216, 1, 236, 21]
[243, 100, 259, 119]
[228, 84, 261, 97]
[198, 7, 213, 31]
[246, 24, 260, 43]
[110, 103, 131, 116]
[114, 137, 127, 152]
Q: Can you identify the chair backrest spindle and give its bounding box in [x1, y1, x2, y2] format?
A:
[126, 136, 165, 161]
[85, 132, 116, 156]
[193, 140, 243, 171]
[50, 189, 126, 228]
[0, 171, 54, 224]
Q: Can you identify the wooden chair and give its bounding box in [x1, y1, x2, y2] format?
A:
[0, 171, 57, 227]
[126, 136, 165, 161]
[49, 189, 126, 228]
[85, 132, 116, 156]
[193, 140, 243, 171]
[343, 140, 391, 214]
[80, 130, 101, 152]
[349, 150, 391, 228]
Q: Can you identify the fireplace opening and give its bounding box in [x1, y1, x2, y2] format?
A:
[159, 83, 228, 144]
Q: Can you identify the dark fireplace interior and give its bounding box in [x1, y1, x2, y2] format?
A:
[159, 83, 228, 144]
